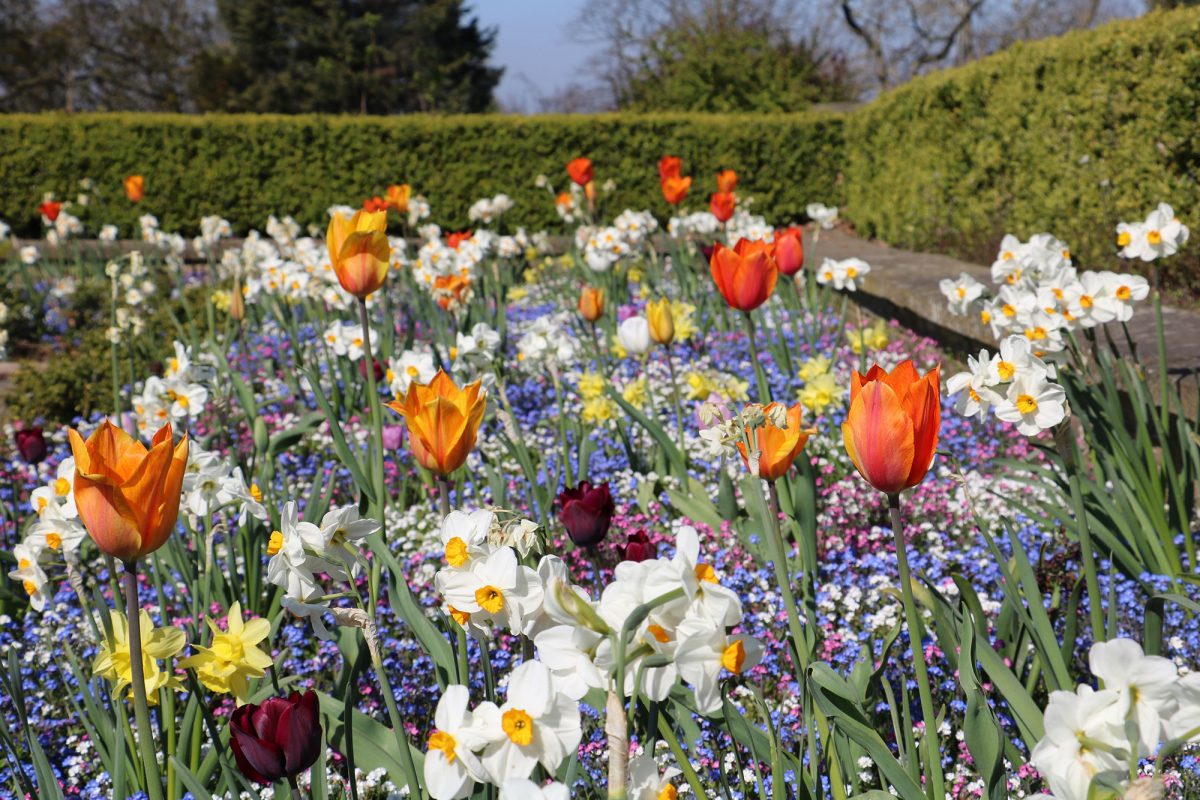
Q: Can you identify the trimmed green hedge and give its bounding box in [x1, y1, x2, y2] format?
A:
[844, 7, 1200, 292]
[0, 112, 845, 236]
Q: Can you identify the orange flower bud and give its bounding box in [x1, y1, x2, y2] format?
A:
[842, 361, 941, 495]
[123, 175, 145, 203]
[646, 297, 675, 345]
[661, 175, 692, 206]
[710, 191, 735, 223]
[579, 286, 604, 322]
[327, 210, 390, 300]
[658, 155, 682, 182]
[716, 169, 738, 193]
[737, 402, 816, 480]
[774, 227, 805, 276]
[385, 183, 411, 214]
[68, 421, 188, 563]
[567, 158, 593, 186]
[385, 370, 486, 476]
[709, 239, 779, 311]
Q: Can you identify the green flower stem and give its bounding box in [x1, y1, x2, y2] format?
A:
[1054, 423, 1104, 642]
[663, 346, 687, 463]
[371, 650, 424, 799]
[741, 312, 772, 403]
[437, 476, 453, 519]
[549, 367, 574, 487]
[888, 492, 944, 800]
[123, 564, 165, 800]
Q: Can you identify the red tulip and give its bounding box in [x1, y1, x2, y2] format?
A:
[446, 230, 473, 250]
[39, 201, 61, 222]
[14, 427, 47, 464]
[774, 227, 805, 276]
[230, 690, 322, 785]
[658, 155, 682, 182]
[363, 196, 388, 213]
[710, 191, 735, 223]
[709, 238, 779, 311]
[716, 169, 738, 193]
[567, 157, 593, 186]
[661, 175, 692, 206]
[621, 530, 656, 563]
[557, 480, 614, 547]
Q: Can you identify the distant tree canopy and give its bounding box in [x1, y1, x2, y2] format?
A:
[0, 0, 501, 114]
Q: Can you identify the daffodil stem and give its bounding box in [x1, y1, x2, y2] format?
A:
[371, 651, 424, 798]
[123, 564, 165, 800]
[605, 690, 629, 799]
[888, 493, 944, 800]
[1054, 423, 1104, 642]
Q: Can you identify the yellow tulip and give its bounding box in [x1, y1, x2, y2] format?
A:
[646, 297, 675, 346]
[385, 370, 486, 476]
[326, 209, 390, 300]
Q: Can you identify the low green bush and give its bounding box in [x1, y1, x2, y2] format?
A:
[843, 6, 1200, 294]
[0, 112, 845, 237]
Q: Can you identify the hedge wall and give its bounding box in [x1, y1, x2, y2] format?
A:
[843, 7, 1200, 292]
[0, 112, 845, 237]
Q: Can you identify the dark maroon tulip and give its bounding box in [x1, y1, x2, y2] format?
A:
[229, 690, 322, 785]
[14, 428, 47, 464]
[557, 480, 615, 547]
[621, 530, 656, 563]
[358, 358, 385, 382]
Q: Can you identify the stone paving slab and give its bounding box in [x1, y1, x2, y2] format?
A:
[806, 229, 1200, 407]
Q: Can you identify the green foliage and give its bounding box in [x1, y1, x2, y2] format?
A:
[0, 112, 847, 237]
[192, 0, 501, 114]
[843, 6, 1200, 294]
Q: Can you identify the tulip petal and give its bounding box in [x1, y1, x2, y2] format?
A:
[902, 366, 941, 489]
[842, 381, 915, 495]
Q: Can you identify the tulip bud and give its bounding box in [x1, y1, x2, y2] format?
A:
[716, 169, 738, 193]
[617, 316, 651, 356]
[579, 286, 605, 322]
[229, 690, 322, 785]
[253, 418, 269, 455]
[567, 157, 593, 186]
[229, 279, 246, 321]
[621, 530, 656, 563]
[123, 174, 145, 203]
[646, 298, 674, 346]
[774, 227, 805, 276]
[710, 191, 736, 223]
[14, 427, 47, 464]
[557, 480, 614, 547]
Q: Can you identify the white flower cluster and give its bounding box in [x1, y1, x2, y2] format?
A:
[138, 214, 187, 261]
[1116, 203, 1189, 262]
[269, 500, 380, 640]
[45, 210, 84, 245]
[576, 210, 658, 272]
[9, 458, 88, 611]
[132, 341, 210, 439]
[192, 215, 233, 259]
[104, 251, 159, 343]
[946, 337, 1068, 436]
[387, 323, 499, 396]
[667, 208, 772, 243]
[1030, 638, 1200, 800]
[806, 203, 838, 229]
[181, 441, 267, 525]
[516, 312, 579, 367]
[468, 194, 514, 224]
[322, 321, 377, 362]
[816, 257, 870, 292]
[411, 229, 494, 307]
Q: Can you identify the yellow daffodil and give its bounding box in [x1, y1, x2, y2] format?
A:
[622, 377, 648, 407]
[797, 355, 831, 383]
[799, 372, 840, 414]
[684, 371, 719, 400]
[93, 609, 186, 705]
[722, 375, 750, 402]
[849, 321, 890, 354]
[179, 601, 273, 705]
[611, 340, 629, 360]
[578, 372, 606, 400]
[628, 267, 644, 283]
[670, 301, 697, 342]
[582, 397, 617, 424]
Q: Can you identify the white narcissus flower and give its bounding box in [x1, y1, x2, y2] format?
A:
[805, 203, 838, 229]
[617, 316, 652, 356]
[425, 685, 491, 800]
[8, 542, 50, 611]
[993, 375, 1067, 436]
[279, 595, 334, 641]
[945, 350, 1001, 420]
[266, 501, 336, 602]
[1095, 273, 1149, 323]
[476, 660, 582, 783]
[1166, 672, 1200, 742]
[388, 348, 438, 396]
[314, 505, 379, 577]
[1089, 638, 1179, 751]
[438, 546, 544, 637]
[437, 509, 496, 573]
[939, 272, 986, 316]
[533, 624, 606, 700]
[674, 607, 764, 715]
[25, 505, 87, 556]
[498, 779, 569, 800]
[628, 753, 682, 800]
[30, 457, 78, 518]
[1029, 686, 1127, 800]
[1121, 203, 1189, 262]
[644, 525, 742, 627]
[991, 234, 1025, 285]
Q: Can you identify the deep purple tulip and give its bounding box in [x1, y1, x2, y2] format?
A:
[358, 357, 385, 382]
[14, 427, 47, 464]
[622, 529, 656, 563]
[229, 690, 322, 785]
[557, 480, 615, 547]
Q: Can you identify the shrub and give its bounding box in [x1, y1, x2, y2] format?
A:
[843, 7, 1200, 294]
[0, 112, 845, 237]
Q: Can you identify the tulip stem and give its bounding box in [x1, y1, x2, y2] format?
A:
[287, 775, 306, 800]
[123, 564, 165, 800]
[358, 297, 387, 528]
[664, 346, 687, 466]
[437, 476, 452, 518]
[741, 312, 772, 403]
[887, 493, 944, 800]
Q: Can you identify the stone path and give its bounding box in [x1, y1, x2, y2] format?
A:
[806, 228, 1200, 405]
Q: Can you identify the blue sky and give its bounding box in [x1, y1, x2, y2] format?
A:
[472, 0, 603, 110]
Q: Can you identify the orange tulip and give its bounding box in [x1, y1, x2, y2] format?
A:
[68, 421, 188, 563]
[123, 174, 145, 203]
[579, 286, 604, 322]
[385, 183, 411, 214]
[661, 175, 692, 206]
[327, 209, 390, 300]
[774, 227, 805, 276]
[385, 370, 486, 476]
[363, 196, 388, 213]
[567, 157, 593, 186]
[737, 402, 816, 480]
[433, 274, 472, 311]
[710, 191, 735, 223]
[842, 360, 941, 495]
[709, 238, 779, 311]
[716, 169, 738, 193]
[658, 155, 682, 182]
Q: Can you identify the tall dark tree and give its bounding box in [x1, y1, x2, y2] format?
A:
[191, 0, 502, 114]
